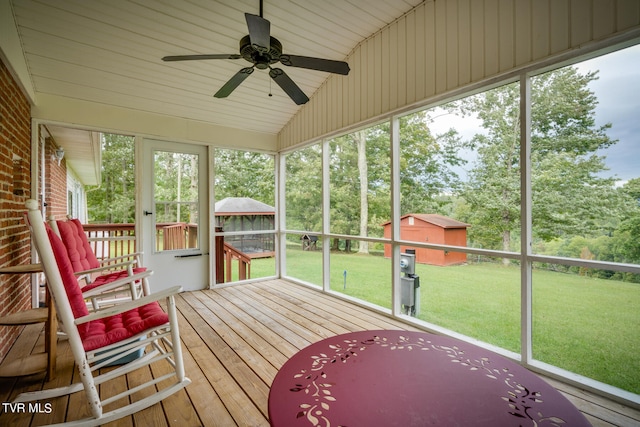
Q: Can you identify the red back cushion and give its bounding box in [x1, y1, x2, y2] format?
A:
[46, 224, 91, 328]
[56, 219, 100, 272]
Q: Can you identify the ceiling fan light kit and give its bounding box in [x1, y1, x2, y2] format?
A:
[162, 5, 350, 105]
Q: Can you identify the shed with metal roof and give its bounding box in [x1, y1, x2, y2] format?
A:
[382, 214, 470, 266]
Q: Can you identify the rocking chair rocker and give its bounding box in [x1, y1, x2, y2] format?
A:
[18, 199, 191, 426]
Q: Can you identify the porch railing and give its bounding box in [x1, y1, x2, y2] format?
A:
[222, 242, 251, 283]
[155, 222, 198, 251]
[82, 223, 136, 264]
[82, 223, 250, 283]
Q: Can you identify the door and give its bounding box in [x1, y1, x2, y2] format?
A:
[140, 139, 209, 291]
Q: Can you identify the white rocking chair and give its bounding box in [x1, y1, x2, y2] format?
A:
[47, 216, 150, 309]
[18, 199, 191, 426]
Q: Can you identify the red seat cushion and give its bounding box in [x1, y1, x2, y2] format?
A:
[45, 224, 168, 352]
[56, 219, 100, 272]
[81, 303, 169, 352]
[82, 267, 147, 292]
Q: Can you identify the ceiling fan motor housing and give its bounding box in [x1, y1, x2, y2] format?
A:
[240, 35, 282, 69]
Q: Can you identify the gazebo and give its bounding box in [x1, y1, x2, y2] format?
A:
[215, 197, 275, 258]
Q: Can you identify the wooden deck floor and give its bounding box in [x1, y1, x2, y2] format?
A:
[0, 279, 638, 426]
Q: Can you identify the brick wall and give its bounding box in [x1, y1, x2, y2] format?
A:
[45, 137, 68, 219]
[0, 58, 33, 362]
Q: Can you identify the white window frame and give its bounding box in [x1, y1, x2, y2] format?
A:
[279, 41, 640, 408]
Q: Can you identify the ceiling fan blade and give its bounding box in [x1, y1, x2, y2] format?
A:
[280, 54, 350, 75]
[245, 13, 270, 53]
[214, 67, 254, 98]
[162, 54, 241, 61]
[269, 68, 309, 105]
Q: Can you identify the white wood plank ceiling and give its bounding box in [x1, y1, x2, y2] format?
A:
[10, 0, 423, 135]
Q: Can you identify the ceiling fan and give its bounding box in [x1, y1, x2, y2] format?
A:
[162, 1, 350, 105]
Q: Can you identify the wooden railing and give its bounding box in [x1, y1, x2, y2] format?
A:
[82, 223, 136, 263]
[82, 223, 250, 283]
[222, 242, 251, 282]
[156, 222, 198, 251]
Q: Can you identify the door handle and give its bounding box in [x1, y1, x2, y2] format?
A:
[143, 210, 153, 216]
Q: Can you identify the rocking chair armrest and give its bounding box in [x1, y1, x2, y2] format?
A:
[81, 270, 153, 299]
[75, 260, 137, 277]
[75, 286, 184, 325]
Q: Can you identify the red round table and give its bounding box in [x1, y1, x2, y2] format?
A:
[268, 330, 591, 427]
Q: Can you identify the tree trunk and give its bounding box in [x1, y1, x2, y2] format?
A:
[502, 229, 511, 265]
[355, 130, 369, 254]
[189, 154, 198, 223]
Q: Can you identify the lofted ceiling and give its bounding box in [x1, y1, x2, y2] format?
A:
[10, 0, 423, 136]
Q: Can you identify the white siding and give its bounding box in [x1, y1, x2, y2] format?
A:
[66, 171, 87, 223]
[278, 0, 640, 149]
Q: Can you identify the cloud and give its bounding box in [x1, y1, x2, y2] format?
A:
[578, 45, 640, 181]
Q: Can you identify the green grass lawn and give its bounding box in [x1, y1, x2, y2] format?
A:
[252, 247, 640, 394]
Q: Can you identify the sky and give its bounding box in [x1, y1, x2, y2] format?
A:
[427, 43, 640, 186]
[576, 43, 640, 184]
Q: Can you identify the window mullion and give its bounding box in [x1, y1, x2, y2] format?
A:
[322, 139, 331, 292]
[276, 152, 285, 278]
[520, 74, 533, 364]
[390, 116, 401, 316]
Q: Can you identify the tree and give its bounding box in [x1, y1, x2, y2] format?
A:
[329, 134, 366, 250]
[285, 145, 323, 232]
[327, 124, 391, 252]
[323, 115, 468, 253]
[86, 134, 135, 224]
[620, 177, 640, 203]
[355, 130, 369, 253]
[399, 110, 469, 215]
[153, 151, 199, 223]
[453, 68, 618, 258]
[214, 149, 275, 206]
[614, 178, 640, 265]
